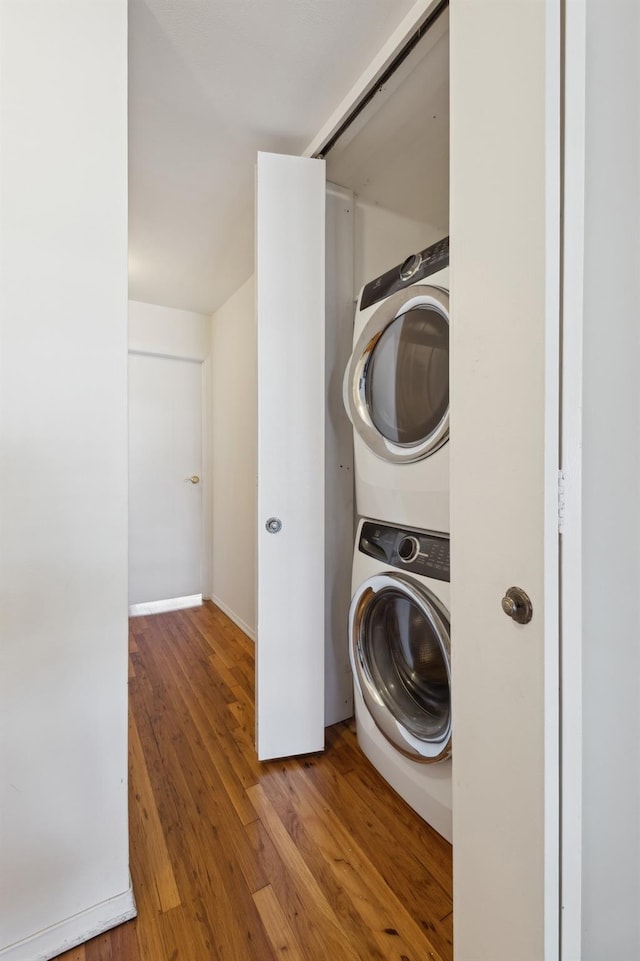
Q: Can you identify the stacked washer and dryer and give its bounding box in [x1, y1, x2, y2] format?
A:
[343, 236, 452, 842]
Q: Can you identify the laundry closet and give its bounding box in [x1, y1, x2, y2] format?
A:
[209, 1, 568, 954]
[253, 3, 451, 842]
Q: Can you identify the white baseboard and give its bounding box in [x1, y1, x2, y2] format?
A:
[128, 593, 202, 617]
[0, 884, 137, 961]
[210, 594, 256, 641]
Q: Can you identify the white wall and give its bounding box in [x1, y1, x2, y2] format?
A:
[210, 277, 258, 637]
[581, 2, 640, 958]
[0, 1, 133, 958]
[354, 198, 445, 294]
[129, 300, 210, 361]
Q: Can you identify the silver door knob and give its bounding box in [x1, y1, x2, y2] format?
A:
[186, 475, 200, 484]
[265, 517, 282, 534]
[501, 586, 533, 624]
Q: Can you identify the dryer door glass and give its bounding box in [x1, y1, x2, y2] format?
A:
[365, 305, 448, 447]
[363, 586, 450, 743]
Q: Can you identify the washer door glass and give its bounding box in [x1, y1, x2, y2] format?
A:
[350, 576, 451, 762]
[365, 304, 449, 447]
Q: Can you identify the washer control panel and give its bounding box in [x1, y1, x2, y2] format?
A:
[359, 235, 449, 311]
[359, 521, 450, 582]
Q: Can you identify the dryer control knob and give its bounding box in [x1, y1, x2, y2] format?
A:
[399, 253, 422, 281]
[398, 535, 420, 564]
[501, 586, 533, 625]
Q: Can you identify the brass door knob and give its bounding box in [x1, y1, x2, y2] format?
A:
[501, 586, 533, 624]
[186, 475, 200, 484]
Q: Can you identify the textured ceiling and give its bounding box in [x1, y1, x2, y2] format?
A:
[128, 0, 422, 314]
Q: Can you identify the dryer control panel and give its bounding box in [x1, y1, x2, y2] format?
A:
[359, 521, 450, 582]
[359, 235, 449, 311]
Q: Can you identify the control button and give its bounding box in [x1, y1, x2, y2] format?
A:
[398, 536, 420, 564]
[399, 253, 422, 281]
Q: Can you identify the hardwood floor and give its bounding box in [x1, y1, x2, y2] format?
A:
[57, 602, 453, 961]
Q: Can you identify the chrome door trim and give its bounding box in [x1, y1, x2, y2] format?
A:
[344, 285, 450, 464]
[348, 572, 452, 763]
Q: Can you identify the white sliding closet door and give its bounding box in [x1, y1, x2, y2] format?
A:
[255, 152, 326, 760]
[450, 2, 561, 959]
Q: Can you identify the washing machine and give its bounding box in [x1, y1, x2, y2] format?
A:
[349, 516, 452, 842]
[344, 236, 449, 532]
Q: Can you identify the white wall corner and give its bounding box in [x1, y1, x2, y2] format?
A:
[211, 594, 256, 642]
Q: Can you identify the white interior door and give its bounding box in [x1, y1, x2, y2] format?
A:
[450, 2, 561, 959]
[128, 352, 203, 607]
[255, 151, 326, 761]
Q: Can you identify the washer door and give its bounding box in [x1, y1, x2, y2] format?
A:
[349, 572, 451, 762]
[344, 286, 449, 464]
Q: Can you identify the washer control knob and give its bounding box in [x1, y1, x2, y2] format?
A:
[399, 253, 422, 281]
[398, 535, 420, 564]
[501, 586, 533, 625]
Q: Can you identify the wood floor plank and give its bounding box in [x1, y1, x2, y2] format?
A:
[128, 710, 181, 913]
[208, 647, 245, 693]
[248, 780, 396, 961]
[129, 663, 227, 961]
[156, 899, 224, 961]
[128, 706, 191, 961]
[321, 721, 453, 891]
[261, 761, 449, 961]
[155, 617, 259, 827]
[186, 604, 251, 666]
[305, 743, 453, 956]
[55, 601, 453, 961]
[131, 627, 277, 961]
[56, 947, 85, 960]
[345, 761, 453, 891]
[104, 919, 141, 961]
[82, 932, 114, 961]
[246, 783, 368, 961]
[252, 884, 306, 961]
[225, 681, 254, 736]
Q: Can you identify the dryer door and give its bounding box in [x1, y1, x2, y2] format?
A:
[349, 572, 451, 762]
[343, 286, 449, 464]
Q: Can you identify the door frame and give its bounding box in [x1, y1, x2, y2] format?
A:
[303, 0, 585, 954]
[559, 0, 587, 955]
[127, 347, 213, 607]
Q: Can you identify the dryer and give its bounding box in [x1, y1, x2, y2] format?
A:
[349, 517, 452, 842]
[344, 236, 449, 532]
